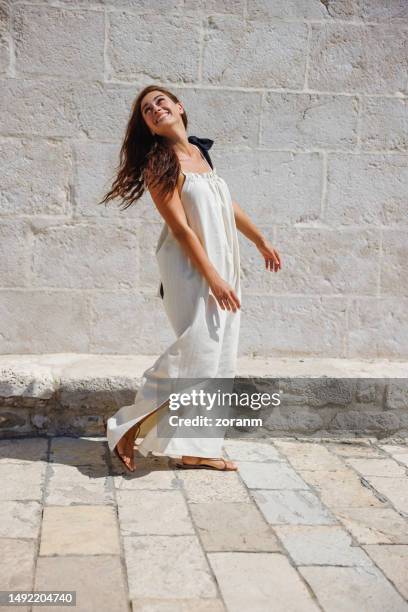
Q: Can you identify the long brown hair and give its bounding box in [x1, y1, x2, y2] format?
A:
[98, 85, 188, 211]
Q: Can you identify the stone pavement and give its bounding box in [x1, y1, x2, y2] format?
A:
[1, 435, 408, 612]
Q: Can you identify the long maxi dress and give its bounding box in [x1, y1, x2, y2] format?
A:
[106, 135, 241, 459]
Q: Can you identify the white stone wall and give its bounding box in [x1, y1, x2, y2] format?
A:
[0, 0, 407, 358]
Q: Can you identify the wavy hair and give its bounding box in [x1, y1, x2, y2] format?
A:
[98, 85, 188, 211]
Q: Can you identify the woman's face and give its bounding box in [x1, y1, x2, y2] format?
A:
[141, 91, 184, 136]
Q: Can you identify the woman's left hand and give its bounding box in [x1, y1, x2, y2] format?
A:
[256, 239, 281, 272]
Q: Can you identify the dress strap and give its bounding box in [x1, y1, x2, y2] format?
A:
[188, 135, 214, 170]
[192, 144, 213, 172]
[179, 138, 214, 179]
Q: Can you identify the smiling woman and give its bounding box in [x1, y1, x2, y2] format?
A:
[98, 84, 280, 473]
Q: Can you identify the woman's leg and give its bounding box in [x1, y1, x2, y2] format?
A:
[115, 403, 167, 470]
[115, 422, 140, 470]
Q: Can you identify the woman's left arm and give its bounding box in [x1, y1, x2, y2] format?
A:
[232, 199, 282, 272]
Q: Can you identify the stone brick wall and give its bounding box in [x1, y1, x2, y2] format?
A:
[0, 0, 407, 358]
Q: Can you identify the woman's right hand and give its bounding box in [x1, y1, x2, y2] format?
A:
[209, 274, 241, 312]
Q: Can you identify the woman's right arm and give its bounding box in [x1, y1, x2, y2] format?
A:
[146, 174, 240, 312]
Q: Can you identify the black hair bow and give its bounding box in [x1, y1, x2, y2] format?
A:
[188, 135, 214, 151]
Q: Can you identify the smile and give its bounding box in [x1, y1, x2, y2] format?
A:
[155, 112, 170, 124]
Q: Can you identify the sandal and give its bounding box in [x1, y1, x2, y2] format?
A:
[175, 457, 238, 471]
[103, 417, 140, 473]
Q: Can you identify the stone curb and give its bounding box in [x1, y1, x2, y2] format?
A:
[0, 354, 407, 438]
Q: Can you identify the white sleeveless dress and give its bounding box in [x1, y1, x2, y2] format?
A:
[106, 144, 241, 459]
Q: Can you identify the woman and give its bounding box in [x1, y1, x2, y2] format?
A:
[99, 85, 281, 472]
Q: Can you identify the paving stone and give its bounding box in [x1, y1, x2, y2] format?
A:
[131, 598, 226, 611]
[274, 525, 373, 567]
[237, 461, 310, 490]
[345, 457, 406, 477]
[0, 539, 36, 594]
[253, 488, 337, 525]
[324, 442, 384, 458]
[393, 455, 408, 467]
[0, 500, 42, 539]
[117, 489, 195, 536]
[223, 439, 283, 462]
[124, 535, 217, 599]
[45, 463, 114, 505]
[363, 476, 408, 514]
[0, 601, 29, 612]
[363, 545, 408, 600]
[299, 469, 385, 508]
[0, 462, 45, 501]
[40, 505, 120, 556]
[114, 456, 177, 490]
[299, 565, 408, 612]
[380, 445, 408, 467]
[298, 437, 378, 445]
[189, 501, 281, 552]
[336, 507, 408, 544]
[176, 470, 251, 503]
[0, 433, 406, 608]
[0, 603, 30, 612]
[0, 437, 48, 463]
[35, 555, 128, 612]
[380, 444, 408, 455]
[50, 437, 106, 466]
[208, 552, 320, 612]
[272, 441, 346, 471]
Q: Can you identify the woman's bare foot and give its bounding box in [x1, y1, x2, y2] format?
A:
[180, 455, 238, 471]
